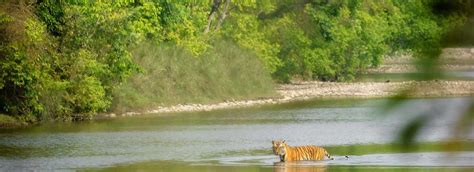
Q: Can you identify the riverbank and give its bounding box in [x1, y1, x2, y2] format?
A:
[107, 48, 473, 117]
[368, 48, 474, 73]
[2, 80, 471, 126]
[0, 114, 25, 128]
[107, 80, 473, 118]
[2, 47, 473, 125]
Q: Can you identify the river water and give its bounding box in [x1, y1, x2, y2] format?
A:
[0, 97, 473, 171]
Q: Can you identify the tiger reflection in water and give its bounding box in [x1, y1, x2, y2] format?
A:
[273, 162, 327, 172]
[272, 140, 333, 162]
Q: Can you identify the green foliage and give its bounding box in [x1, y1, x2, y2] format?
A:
[252, 0, 468, 82]
[1, 1, 148, 121]
[62, 2, 141, 84]
[112, 41, 275, 113]
[36, 0, 65, 36]
[158, 2, 210, 55]
[223, 13, 281, 73]
[307, 2, 383, 80]
[261, 14, 304, 81]
[0, 0, 469, 123]
[0, 2, 52, 122]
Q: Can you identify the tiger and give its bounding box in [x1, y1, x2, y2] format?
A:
[272, 140, 285, 155]
[272, 140, 333, 162]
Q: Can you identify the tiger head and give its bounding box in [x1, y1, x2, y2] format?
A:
[272, 140, 288, 162]
[272, 140, 286, 155]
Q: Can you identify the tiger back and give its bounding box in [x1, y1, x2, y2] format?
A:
[282, 145, 329, 161]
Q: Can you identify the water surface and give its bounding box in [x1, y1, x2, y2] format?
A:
[0, 97, 472, 171]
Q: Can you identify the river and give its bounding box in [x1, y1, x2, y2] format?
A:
[0, 97, 473, 171]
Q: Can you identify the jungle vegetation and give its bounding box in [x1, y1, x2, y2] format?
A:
[0, 0, 471, 123]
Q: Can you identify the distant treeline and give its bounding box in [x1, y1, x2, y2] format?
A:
[0, 0, 471, 122]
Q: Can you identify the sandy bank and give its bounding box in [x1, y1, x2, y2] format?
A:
[369, 48, 474, 73]
[107, 80, 473, 117]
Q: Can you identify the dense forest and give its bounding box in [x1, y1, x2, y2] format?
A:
[0, 0, 471, 123]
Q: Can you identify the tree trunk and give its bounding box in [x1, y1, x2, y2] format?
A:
[204, 0, 222, 33]
[214, 0, 230, 31]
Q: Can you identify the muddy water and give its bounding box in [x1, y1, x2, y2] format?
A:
[0, 97, 472, 171]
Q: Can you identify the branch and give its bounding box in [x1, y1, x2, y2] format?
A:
[204, 0, 222, 33]
[214, 0, 230, 31]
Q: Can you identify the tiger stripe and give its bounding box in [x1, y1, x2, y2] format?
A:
[272, 140, 332, 162]
[282, 145, 328, 161]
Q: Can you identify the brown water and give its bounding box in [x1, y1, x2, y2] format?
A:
[0, 97, 473, 171]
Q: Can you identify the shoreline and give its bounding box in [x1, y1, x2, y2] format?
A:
[3, 47, 473, 125]
[369, 48, 474, 73]
[104, 80, 473, 118]
[101, 48, 473, 118]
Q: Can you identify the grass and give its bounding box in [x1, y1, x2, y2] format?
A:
[0, 113, 24, 128]
[111, 40, 276, 113]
